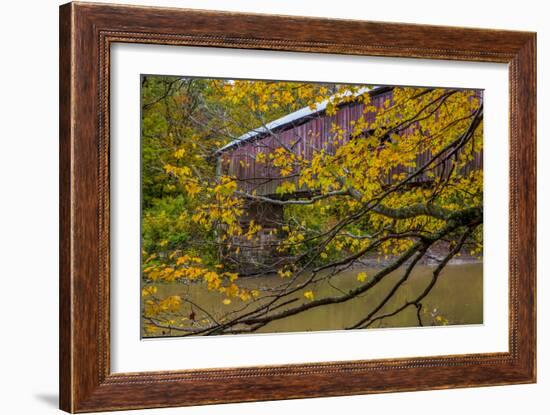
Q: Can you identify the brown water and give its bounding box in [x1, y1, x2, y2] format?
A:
[142, 262, 482, 337]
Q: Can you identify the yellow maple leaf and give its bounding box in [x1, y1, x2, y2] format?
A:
[141, 286, 157, 297]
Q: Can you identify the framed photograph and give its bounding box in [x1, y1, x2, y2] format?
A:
[59, 2, 536, 412]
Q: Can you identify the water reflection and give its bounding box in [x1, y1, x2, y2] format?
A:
[143, 262, 482, 337]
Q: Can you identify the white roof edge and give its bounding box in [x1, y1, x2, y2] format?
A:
[216, 86, 380, 153]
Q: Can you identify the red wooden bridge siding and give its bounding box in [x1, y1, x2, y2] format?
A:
[218, 88, 483, 197]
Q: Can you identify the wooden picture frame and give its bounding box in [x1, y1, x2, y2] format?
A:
[59, 2, 536, 412]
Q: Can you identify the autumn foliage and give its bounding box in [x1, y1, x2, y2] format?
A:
[140, 77, 483, 336]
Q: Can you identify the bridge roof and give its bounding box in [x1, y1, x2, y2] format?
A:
[216, 86, 384, 155]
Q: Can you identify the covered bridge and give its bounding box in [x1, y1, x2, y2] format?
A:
[215, 86, 482, 199]
[214, 86, 483, 269]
